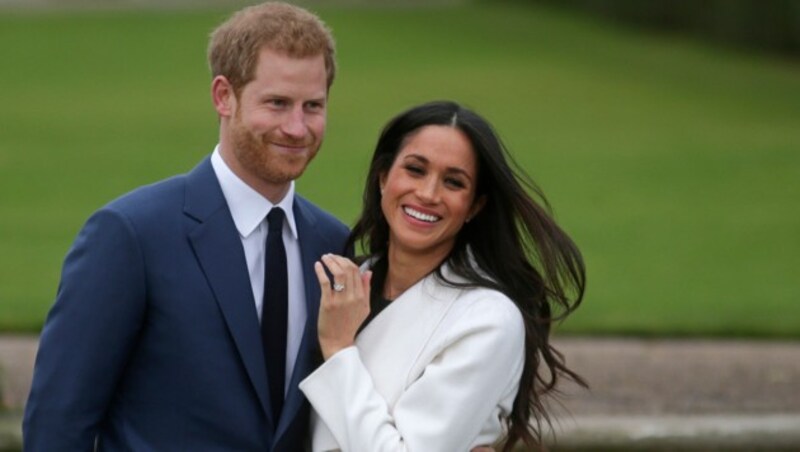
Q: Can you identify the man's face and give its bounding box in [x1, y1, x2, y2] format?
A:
[223, 47, 328, 199]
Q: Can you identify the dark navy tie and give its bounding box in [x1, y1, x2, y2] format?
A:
[262, 207, 287, 424]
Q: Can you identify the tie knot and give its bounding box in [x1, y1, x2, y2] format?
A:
[267, 208, 285, 233]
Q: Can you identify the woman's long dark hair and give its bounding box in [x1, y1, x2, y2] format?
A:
[348, 101, 587, 451]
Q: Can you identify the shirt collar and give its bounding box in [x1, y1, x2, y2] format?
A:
[210, 145, 298, 239]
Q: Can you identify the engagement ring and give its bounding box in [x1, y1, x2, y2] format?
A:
[333, 283, 345, 292]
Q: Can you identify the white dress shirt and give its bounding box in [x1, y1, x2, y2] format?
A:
[211, 146, 306, 394]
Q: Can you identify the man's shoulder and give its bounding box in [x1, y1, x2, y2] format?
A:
[294, 195, 348, 233]
[294, 195, 350, 255]
[103, 157, 213, 219]
[105, 173, 187, 216]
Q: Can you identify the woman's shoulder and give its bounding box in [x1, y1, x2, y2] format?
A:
[429, 285, 525, 370]
[455, 286, 523, 327]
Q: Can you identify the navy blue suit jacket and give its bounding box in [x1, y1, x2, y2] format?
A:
[23, 157, 349, 451]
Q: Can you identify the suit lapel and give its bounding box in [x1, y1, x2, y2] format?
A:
[184, 158, 274, 426]
[275, 199, 324, 439]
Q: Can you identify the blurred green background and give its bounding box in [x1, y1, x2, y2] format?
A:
[0, 0, 798, 336]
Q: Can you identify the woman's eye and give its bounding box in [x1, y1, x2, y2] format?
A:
[445, 178, 466, 189]
[405, 165, 424, 175]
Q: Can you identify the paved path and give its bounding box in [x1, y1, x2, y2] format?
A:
[2, 335, 799, 450]
[555, 337, 800, 416]
[550, 337, 800, 451]
[0, 336, 35, 412]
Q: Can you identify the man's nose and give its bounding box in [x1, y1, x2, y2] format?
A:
[280, 106, 307, 139]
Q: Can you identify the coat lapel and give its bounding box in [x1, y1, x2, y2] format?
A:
[183, 158, 273, 426]
[357, 263, 466, 346]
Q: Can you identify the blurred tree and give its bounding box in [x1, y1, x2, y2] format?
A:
[518, 0, 800, 56]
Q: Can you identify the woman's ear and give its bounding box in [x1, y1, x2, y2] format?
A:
[379, 172, 387, 195]
[467, 195, 487, 223]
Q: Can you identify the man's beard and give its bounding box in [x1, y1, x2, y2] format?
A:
[230, 118, 318, 186]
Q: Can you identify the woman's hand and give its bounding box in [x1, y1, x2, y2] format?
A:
[314, 254, 372, 360]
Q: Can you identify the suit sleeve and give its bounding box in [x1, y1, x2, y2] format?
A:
[299, 296, 525, 452]
[23, 208, 147, 450]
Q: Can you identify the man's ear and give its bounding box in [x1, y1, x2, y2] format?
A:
[211, 75, 235, 118]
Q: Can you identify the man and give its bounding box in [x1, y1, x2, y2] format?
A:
[23, 3, 347, 450]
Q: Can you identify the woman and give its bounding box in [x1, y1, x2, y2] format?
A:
[299, 101, 586, 451]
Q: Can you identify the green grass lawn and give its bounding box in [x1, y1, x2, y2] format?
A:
[1, 3, 798, 336]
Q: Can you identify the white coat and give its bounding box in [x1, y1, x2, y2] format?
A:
[299, 263, 525, 451]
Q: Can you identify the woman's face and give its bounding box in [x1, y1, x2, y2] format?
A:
[379, 125, 485, 262]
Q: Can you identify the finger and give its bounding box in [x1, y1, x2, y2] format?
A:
[314, 261, 336, 309]
[324, 254, 359, 275]
[359, 270, 372, 304]
[313, 261, 332, 297]
[338, 258, 360, 298]
[349, 267, 364, 300]
[321, 254, 347, 291]
[324, 254, 361, 296]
